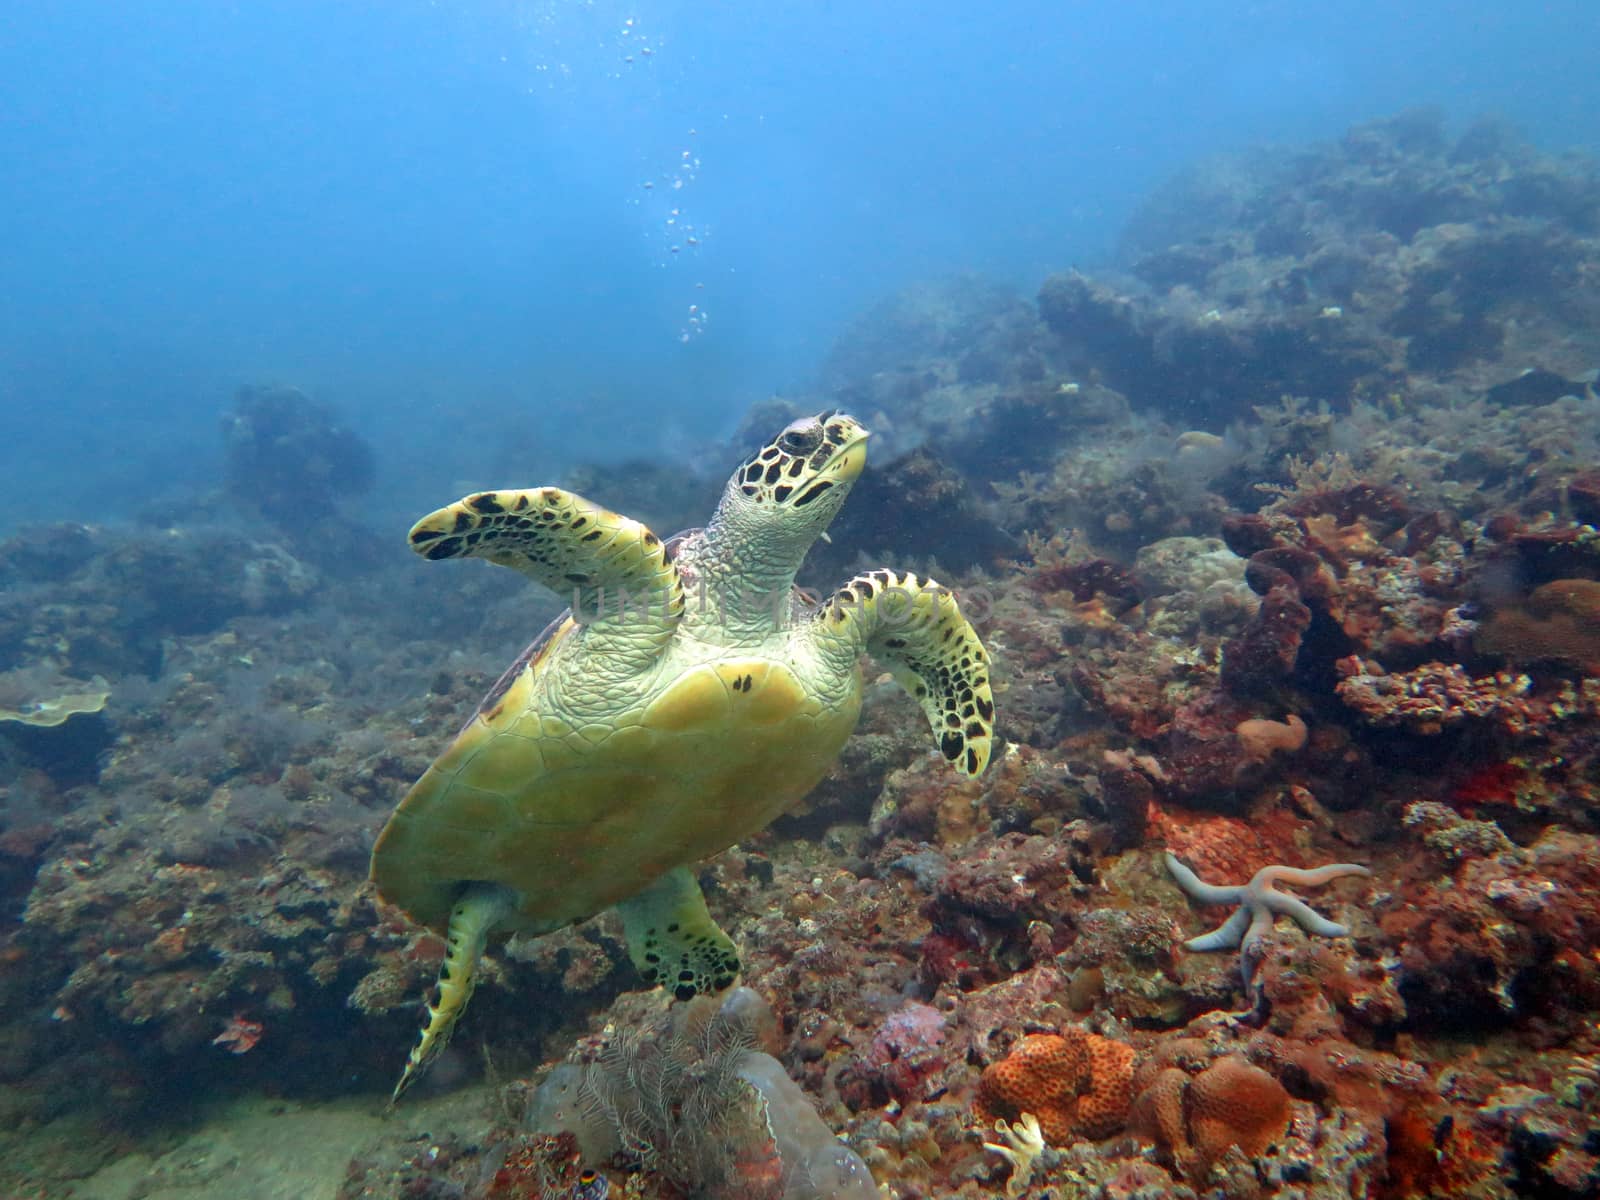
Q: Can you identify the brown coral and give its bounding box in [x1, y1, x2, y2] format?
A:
[975, 1029, 1135, 1143]
[1477, 578, 1600, 671]
[1220, 583, 1312, 697]
[1129, 1055, 1291, 1180]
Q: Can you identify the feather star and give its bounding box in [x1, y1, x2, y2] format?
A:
[1165, 851, 1371, 990]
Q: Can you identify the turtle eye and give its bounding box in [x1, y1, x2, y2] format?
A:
[779, 428, 820, 454]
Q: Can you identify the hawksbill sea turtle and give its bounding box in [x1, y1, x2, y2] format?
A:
[370, 411, 994, 1102]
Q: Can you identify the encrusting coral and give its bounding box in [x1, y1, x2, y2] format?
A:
[1335, 657, 1543, 735]
[975, 1028, 1135, 1144]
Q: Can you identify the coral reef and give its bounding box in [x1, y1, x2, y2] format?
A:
[6, 110, 1600, 1200]
[222, 385, 376, 527]
[1042, 109, 1600, 424]
[221, 385, 385, 571]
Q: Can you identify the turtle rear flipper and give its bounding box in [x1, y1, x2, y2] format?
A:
[617, 866, 741, 1002]
[408, 488, 685, 660]
[812, 570, 994, 777]
[388, 883, 515, 1107]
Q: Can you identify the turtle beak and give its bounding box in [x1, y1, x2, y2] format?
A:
[823, 419, 870, 482]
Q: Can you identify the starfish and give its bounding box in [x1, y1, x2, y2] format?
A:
[1165, 851, 1371, 991]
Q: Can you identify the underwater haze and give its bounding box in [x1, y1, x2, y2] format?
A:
[3, 0, 1596, 519]
[11, 3, 1600, 1199]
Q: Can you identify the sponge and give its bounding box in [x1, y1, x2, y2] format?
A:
[734, 1049, 877, 1200]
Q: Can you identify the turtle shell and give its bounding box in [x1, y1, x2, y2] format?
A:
[369, 566, 863, 935]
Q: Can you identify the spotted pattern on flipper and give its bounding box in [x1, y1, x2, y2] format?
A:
[820, 569, 994, 776]
[407, 487, 684, 645]
[388, 884, 513, 1106]
[636, 922, 741, 1002]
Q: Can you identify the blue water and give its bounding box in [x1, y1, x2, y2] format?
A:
[3, 0, 1597, 517]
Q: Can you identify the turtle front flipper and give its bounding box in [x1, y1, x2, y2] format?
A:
[388, 883, 515, 1107]
[813, 570, 994, 777]
[408, 488, 684, 661]
[616, 866, 741, 1002]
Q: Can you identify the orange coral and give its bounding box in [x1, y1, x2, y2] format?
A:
[976, 1029, 1135, 1143]
[1189, 1056, 1290, 1162]
[1130, 1066, 1189, 1155]
[1129, 1055, 1290, 1179]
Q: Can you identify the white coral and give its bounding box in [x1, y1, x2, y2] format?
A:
[983, 1111, 1047, 1197]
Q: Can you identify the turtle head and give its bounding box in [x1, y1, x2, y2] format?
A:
[693, 411, 867, 633]
[707, 411, 867, 576]
[725, 410, 868, 535]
